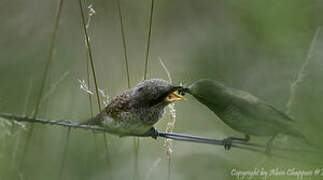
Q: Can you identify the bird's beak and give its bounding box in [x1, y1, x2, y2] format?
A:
[165, 91, 185, 103]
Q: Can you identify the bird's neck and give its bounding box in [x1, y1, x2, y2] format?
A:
[196, 84, 232, 112]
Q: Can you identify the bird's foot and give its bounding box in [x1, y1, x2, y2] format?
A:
[223, 135, 251, 150]
[223, 137, 233, 151]
[143, 127, 159, 139]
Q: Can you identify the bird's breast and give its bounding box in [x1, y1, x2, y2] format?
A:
[102, 108, 165, 136]
[138, 108, 165, 125]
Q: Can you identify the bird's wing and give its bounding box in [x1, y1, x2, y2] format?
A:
[105, 91, 131, 119]
[230, 90, 294, 126]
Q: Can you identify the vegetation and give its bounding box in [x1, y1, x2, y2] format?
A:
[1, 0, 323, 179]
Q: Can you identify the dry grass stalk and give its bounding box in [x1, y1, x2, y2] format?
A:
[20, 0, 65, 172]
[159, 58, 176, 180]
[286, 27, 321, 115]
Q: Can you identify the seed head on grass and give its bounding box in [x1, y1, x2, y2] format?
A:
[164, 103, 176, 156]
[98, 89, 110, 107]
[86, 4, 96, 29]
[78, 79, 94, 95]
[159, 58, 177, 156]
[78, 79, 110, 107]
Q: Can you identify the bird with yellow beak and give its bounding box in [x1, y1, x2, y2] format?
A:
[83, 79, 185, 137]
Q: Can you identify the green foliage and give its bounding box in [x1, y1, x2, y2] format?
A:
[1, 0, 323, 180]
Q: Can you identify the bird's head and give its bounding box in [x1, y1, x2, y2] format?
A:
[130, 79, 185, 108]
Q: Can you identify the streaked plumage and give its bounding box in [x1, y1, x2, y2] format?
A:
[84, 79, 184, 137]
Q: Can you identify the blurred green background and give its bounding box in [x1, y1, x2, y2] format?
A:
[1, 0, 323, 179]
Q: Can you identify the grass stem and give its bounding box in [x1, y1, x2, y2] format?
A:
[143, 0, 155, 80]
[116, 1, 141, 179]
[116, 0, 131, 88]
[20, 0, 65, 172]
[58, 127, 71, 179]
[286, 27, 321, 115]
[79, 0, 112, 177]
[78, 0, 102, 111]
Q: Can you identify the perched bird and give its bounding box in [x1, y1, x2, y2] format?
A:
[83, 79, 184, 137]
[182, 79, 308, 151]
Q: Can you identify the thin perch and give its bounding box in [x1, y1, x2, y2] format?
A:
[1, 112, 320, 155]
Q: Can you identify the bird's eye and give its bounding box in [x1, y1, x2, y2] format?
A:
[177, 88, 186, 96]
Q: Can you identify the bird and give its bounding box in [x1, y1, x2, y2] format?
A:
[82, 79, 185, 138]
[181, 79, 309, 151]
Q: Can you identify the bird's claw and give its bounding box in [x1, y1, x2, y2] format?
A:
[151, 128, 159, 139]
[223, 138, 233, 150]
[144, 127, 159, 139]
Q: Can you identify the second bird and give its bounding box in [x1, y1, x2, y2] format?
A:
[184, 79, 309, 150]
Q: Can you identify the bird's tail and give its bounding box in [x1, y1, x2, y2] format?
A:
[287, 128, 313, 146]
[298, 134, 313, 147]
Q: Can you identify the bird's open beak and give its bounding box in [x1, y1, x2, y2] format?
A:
[165, 91, 185, 102]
